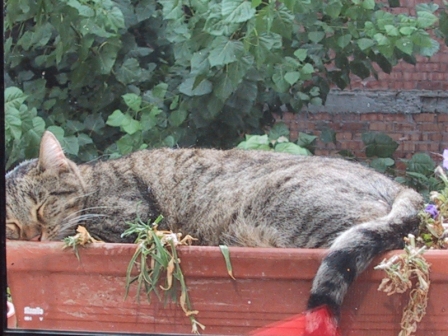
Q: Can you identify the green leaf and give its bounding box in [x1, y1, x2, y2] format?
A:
[418, 38, 439, 57]
[163, 135, 176, 147]
[388, 0, 400, 8]
[370, 158, 395, 173]
[66, 0, 95, 17]
[62, 136, 80, 156]
[374, 33, 390, 46]
[269, 123, 290, 141]
[297, 132, 317, 148]
[208, 37, 244, 67]
[320, 128, 336, 144]
[116, 58, 142, 85]
[222, 0, 256, 23]
[284, 71, 301, 85]
[47, 126, 65, 142]
[168, 109, 188, 127]
[122, 119, 142, 135]
[274, 142, 309, 155]
[399, 27, 417, 36]
[104, 6, 126, 32]
[337, 34, 352, 49]
[96, 40, 121, 74]
[272, 71, 289, 93]
[416, 11, 438, 28]
[294, 49, 308, 61]
[215, 73, 236, 100]
[362, 132, 399, 158]
[5, 107, 22, 140]
[350, 61, 371, 79]
[122, 93, 142, 112]
[237, 135, 271, 151]
[362, 0, 375, 10]
[219, 245, 235, 280]
[179, 77, 213, 96]
[106, 110, 127, 127]
[406, 153, 435, 175]
[152, 83, 168, 100]
[106, 110, 141, 135]
[395, 37, 413, 55]
[116, 134, 136, 155]
[325, 1, 343, 18]
[357, 38, 375, 51]
[301, 63, 314, 75]
[5, 87, 27, 109]
[308, 31, 325, 43]
[384, 25, 399, 37]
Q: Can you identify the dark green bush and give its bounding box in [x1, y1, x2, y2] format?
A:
[4, 0, 446, 169]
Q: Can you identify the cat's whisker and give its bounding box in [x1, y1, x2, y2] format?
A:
[63, 206, 111, 221]
[63, 213, 109, 226]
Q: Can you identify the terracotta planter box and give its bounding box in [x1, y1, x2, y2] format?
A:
[6, 241, 448, 335]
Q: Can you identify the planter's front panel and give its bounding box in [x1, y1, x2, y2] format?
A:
[6, 242, 448, 335]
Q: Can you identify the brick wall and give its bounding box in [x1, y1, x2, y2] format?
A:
[277, 0, 448, 166]
[350, 0, 448, 91]
[279, 111, 447, 169]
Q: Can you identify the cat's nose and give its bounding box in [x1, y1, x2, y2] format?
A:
[30, 234, 41, 241]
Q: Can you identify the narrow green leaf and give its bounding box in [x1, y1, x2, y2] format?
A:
[219, 245, 235, 280]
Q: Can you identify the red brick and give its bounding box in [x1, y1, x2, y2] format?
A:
[414, 114, 436, 122]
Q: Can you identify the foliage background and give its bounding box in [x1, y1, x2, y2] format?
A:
[4, 0, 447, 172]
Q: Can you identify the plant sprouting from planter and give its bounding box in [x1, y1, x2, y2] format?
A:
[121, 214, 205, 334]
[375, 234, 430, 336]
[375, 153, 448, 336]
[63, 226, 103, 260]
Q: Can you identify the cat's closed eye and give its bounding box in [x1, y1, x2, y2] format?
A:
[35, 203, 46, 223]
[6, 222, 21, 240]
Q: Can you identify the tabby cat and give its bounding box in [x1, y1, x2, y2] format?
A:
[6, 131, 423, 328]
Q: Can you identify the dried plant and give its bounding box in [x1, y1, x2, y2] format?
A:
[63, 225, 103, 260]
[375, 158, 448, 336]
[121, 214, 204, 334]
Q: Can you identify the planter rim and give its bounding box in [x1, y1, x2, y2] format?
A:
[6, 241, 448, 281]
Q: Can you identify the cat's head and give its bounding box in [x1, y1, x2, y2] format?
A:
[6, 131, 87, 241]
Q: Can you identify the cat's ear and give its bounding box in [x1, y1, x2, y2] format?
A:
[38, 131, 69, 172]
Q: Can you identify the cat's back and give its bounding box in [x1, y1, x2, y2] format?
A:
[141, 147, 396, 190]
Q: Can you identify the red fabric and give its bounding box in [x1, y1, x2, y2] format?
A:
[249, 306, 340, 336]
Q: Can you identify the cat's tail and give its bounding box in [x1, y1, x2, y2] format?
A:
[249, 306, 340, 336]
[306, 188, 422, 317]
[250, 187, 422, 336]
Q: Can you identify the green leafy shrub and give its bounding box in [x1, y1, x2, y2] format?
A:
[237, 122, 315, 155]
[4, 0, 445, 168]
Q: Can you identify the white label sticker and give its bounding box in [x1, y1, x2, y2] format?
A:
[24, 307, 44, 315]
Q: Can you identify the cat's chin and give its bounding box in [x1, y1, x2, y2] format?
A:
[29, 232, 48, 241]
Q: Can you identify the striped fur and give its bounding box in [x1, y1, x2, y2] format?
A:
[5, 131, 423, 317]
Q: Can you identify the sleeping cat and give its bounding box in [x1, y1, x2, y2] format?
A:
[6, 131, 423, 333]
